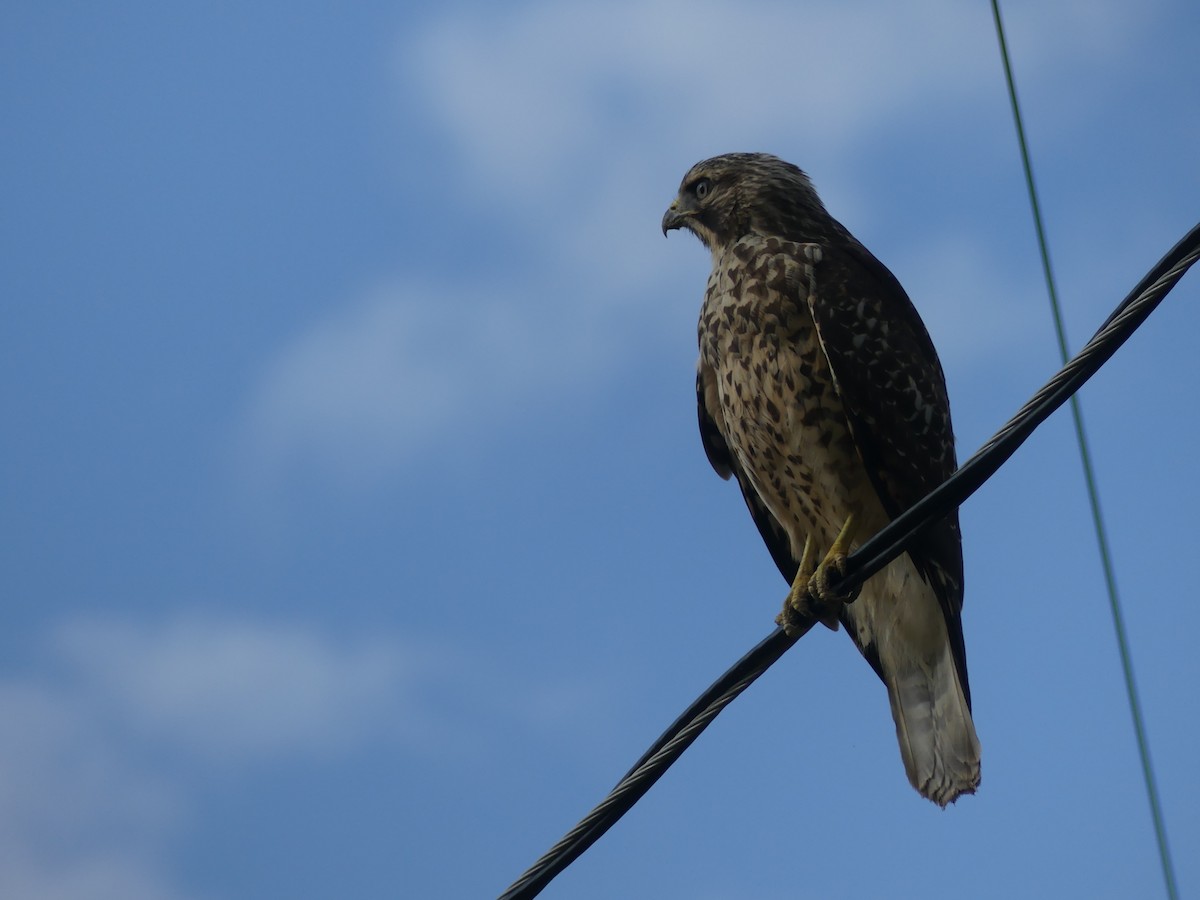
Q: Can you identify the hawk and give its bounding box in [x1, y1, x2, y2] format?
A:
[662, 153, 980, 806]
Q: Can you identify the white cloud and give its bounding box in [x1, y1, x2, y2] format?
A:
[0, 683, 188, 900]
[0, 847, 190, 900]
[406, 0, 1145, 203]
[238, 284, 471, 487]
[235, 279, 632, 484]
[0, 611, 607, 900]
[52, 615, 441, 761]
[0, 615, 448, 899]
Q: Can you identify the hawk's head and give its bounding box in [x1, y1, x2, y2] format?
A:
[662, 152, 829, 252]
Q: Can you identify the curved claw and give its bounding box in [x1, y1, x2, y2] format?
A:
[776, 514, 860, 635]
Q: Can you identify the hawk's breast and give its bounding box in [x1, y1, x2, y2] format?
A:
[698, 238, 885, 559]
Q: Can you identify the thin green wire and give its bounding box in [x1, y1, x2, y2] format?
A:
[989, 4, 1178, 898]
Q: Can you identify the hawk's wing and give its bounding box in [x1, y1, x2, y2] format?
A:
[804, 238, 970, 706]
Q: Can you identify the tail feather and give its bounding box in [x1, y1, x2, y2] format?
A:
[886, 640, 981, 807]
[844, 556, 981, 806]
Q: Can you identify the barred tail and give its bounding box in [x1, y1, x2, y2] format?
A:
[886, 639, 981, 807]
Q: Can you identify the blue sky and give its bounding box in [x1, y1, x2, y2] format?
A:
[3, 1, 1199, 897]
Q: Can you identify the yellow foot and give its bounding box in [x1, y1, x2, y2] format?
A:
[775, 514, 861, 635]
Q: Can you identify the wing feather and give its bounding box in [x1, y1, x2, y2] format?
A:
[804, 238, 970, 705]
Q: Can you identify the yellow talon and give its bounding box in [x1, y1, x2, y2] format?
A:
[826, 512, 857, 561]
[776, 514, 860, 635]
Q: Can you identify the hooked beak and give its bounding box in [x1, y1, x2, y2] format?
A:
[661, 198, 690, 236]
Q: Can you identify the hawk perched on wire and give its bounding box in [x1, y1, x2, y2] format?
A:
[663, 153, 980, 806]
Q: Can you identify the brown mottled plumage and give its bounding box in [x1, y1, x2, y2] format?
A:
[663, 153, 980, 806]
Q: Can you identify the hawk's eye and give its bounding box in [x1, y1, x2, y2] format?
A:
[692, 178, 712, 200]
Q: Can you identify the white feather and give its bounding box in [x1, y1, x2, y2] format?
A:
[845, 554, 981, 806]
